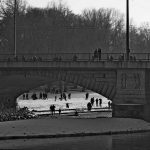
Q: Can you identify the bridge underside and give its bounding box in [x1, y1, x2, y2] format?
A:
[0, 67, 150, 122]
[0, 69, 116, 110]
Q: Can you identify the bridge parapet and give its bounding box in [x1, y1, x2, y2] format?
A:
[0, 52, 150, 62]
[1, 61, 150, 69]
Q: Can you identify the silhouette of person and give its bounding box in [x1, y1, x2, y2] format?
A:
[96, 98, 99, 107]
[94, 49, 98, 60]
[26, 93, 29, 100]
[39, 92, 42, 99]
[85, 92, 89, 100]
[50, 105, 53, 115]
[98, 48, 101, 61]
[108, 101, 111, 109]
[66, 103, 69, 108]
[99, 98, 102, 107]
[68, 93, 71, 99]
[90, 97, 94, 106]
[73, 54, 77, 61]
[55, 95, 57, 101]
[63, 93, 67, 101]
[53, 105, 56, 114]
[59, 108, 61, 115]
[87, 102, 92, 111]
[23, 94, 25, 100]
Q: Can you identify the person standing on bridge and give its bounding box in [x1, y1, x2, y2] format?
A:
[98, 48, 101, 61]
[94, 49, 98, 60]
[73, 54, 78, 61]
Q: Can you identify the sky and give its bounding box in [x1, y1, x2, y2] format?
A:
[26, 0, 150, 27]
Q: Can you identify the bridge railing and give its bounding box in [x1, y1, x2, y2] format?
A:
[0, 53, 150, 62]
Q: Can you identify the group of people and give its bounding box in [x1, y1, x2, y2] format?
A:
[55, 93, 71, 101]
[92, 48, 102, 61]
[22, 93, 29, 100]
[85, 92, 112, 111]
[50, 105, 62, 116]
[6, 52, 138, 63]
[87, 97, 102, 111]
[39, 92, 48, 100]
[85, 93, 102, 107]
[91, 97, 102, 107]
[7, 55, 42, 62]
[52, 54, 78, 62]
[22, 92, 48, 100]
[87, 99, 112, 111]
[50, 105, 56, 115]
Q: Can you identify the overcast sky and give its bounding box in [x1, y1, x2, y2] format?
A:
[27, 0, 150, 27]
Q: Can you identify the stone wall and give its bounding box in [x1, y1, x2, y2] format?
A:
[113, 69, 150, 121]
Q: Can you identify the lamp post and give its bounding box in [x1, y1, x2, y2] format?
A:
[14, 0, 16, 57]
[126, 0, 130, 60]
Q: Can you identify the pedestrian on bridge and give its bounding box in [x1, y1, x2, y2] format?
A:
[22, 55, 26, 61]
[94, 49, 98, 60]
[73, 54, 78, 61]
[98, 48, 101, 61]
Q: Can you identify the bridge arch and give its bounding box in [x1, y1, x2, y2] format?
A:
[0, 69, 117, 110]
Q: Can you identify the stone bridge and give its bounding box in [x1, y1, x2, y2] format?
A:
[0, 59, 150, 121]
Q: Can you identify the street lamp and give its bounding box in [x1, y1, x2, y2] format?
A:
[126, 0, 130, 60]
[14, 0, 16, 57]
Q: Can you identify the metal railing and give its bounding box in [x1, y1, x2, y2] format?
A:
[0, 52, 150, 62]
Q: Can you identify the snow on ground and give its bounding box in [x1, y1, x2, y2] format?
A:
[17, 91, 111, 112]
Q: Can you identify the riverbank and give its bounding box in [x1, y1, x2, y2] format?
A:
[0, 114, 150, 140]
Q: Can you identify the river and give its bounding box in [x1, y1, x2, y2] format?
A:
[0, 133, 150, 150]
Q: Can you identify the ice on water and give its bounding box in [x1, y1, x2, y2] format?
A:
[17, 91, 110, 112]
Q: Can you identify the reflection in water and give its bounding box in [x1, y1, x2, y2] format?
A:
[112, 133, 150, 150]
[0, 133, 150, 150]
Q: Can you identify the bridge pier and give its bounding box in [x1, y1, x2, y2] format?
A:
[113, 69, 150, 122]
